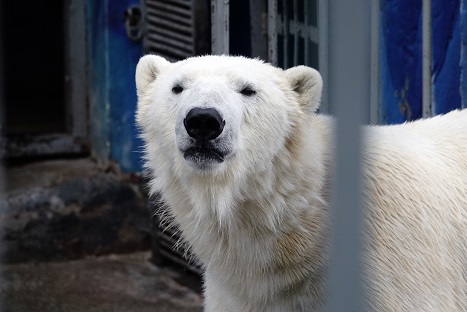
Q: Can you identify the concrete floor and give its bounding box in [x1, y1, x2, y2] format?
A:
[1, 159, 202, 311]
[1, 252, 203, 312]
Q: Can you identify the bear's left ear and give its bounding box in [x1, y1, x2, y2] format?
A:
[284, 66, 323, 114]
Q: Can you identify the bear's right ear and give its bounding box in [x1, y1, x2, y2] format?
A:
[284, 66, 323, 114]
[135, 55, 170, 97]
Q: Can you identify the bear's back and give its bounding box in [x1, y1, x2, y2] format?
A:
[361, 109, 467, 311]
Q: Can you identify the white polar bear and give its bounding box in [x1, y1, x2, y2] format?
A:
[136, 55, 467, 311]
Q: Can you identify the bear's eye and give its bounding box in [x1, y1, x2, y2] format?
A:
[172, 84, 184, 94]
[240, 86, 256, 96]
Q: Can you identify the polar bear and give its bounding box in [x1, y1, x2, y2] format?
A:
[135, 55, 467, 311]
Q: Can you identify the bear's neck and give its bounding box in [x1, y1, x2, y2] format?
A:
[165, 115, 334, 272]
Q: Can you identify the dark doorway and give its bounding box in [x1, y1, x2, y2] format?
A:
[3, 0, 66, 135]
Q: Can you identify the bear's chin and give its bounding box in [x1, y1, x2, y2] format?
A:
[183, 147, 225, 170]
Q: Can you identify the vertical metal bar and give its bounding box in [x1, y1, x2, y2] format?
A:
[268, 0, 278, 65]
[211, 0, 230, 55]
[249, 0, 268, 60]
[304, 0, 309, 66]
[422, 0, 432, 117]
[318, 0, 329, 113]
[327, 1, 370, 311]
[0, 0, 5, 309]
[65, 0, 87, 137]
[370, 0, 380, 124]
[283, 0, 289, 68]
[293, 0, 299, 66]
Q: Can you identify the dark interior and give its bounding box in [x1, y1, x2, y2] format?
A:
[3, 0, 66, 135]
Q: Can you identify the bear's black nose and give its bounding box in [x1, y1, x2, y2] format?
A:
[184, 107, 225, 140]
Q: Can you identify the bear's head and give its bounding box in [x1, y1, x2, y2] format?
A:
[136, 55, 322, 180]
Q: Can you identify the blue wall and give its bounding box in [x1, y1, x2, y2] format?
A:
[431, 0, 461, 115]
[380, 0, 464, 124]
[380, 0, 423, 123]
[461, 0, 467, 107]
[87, 0, 143, 172]
[86, 1, 467, 171]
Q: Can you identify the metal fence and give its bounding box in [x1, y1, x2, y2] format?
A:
[148, 0, 439, 309]
[212, 0, 434, 309]
[269, 0, 319, 69]
[211, 1, 369, 309]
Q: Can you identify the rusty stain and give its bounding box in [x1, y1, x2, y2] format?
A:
[394, 77, 413, 121]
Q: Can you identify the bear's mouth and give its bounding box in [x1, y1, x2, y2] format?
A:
[183, 147, 225, 165]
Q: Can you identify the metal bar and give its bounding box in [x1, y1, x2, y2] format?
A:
[308, 25, 319, 44]
[293, 0, 298, 66]
[370, 0, 380, 124]
[304, 0, 309, 66]
[422, 0, 433, 117]
[249, 0, 268, 60]
[318, 0, 329, 113]
[283, 0, 289, 68]
[327, 1, 370, 311]
[268, 0, 278, 65]
[211, 0, 229, 55]
[65, 0, 87, 138]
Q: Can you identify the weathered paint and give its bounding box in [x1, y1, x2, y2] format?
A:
[87, 0, 143, 172]
[85, 0, 467, 170]
[380, 0, 423, 124]
[107, 0, 144, 172]
[431, 0, 462, 115]
[380, 0, 464, 123]
[87, 0, 110, 164]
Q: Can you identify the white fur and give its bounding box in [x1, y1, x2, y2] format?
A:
[136, 55, 467, 311]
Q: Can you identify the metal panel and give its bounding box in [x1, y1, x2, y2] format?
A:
[143, 0, 210, 61]
[144, 0, 194, 60]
